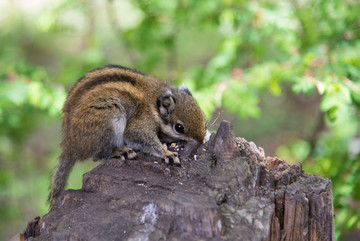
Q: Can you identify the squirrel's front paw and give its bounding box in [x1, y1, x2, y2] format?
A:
[164, 150, 180, 166]
[112, 147, 137, 161]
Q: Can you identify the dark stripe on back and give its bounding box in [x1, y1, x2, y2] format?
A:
[83, 73, 136, 91]
[103, 64, 145, 75]
[64, 65, 142, 112]
[67, 65, 144, 96]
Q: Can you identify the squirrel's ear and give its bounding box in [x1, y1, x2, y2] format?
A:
[180, 84, 192, 96]
[157, 90, 176, 119]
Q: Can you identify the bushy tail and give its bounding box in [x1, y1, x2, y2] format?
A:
[48, 153, 76, 207]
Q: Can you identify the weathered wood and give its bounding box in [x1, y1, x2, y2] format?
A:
[23, 120, 335, 241]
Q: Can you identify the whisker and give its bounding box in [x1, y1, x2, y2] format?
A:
[206, 111, 222, 129]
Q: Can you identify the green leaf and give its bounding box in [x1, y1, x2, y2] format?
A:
[1, 81, 29, 106]
[326, 106, 338, 122]
[270, 81, 282, 96]
[222, 83, 261, 119]
[292, 76, 316, 95]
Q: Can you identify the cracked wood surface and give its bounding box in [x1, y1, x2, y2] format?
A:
[24, 121, 335, 241]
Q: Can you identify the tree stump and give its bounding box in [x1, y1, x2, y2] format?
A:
[23, 121, 335, 241]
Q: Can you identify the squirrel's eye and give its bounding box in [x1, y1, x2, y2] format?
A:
[174, 123, 185, 134]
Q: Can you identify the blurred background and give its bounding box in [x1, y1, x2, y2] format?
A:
[0, 0, 359, 240]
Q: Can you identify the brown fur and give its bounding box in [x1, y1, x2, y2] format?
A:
[49, 65, 206, 205]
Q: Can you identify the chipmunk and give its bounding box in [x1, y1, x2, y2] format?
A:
[49, 65, 207, 205]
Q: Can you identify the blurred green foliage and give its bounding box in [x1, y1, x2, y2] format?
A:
[0, 0, 359, 240]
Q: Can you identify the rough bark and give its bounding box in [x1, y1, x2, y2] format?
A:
[23, 121, 335, 241]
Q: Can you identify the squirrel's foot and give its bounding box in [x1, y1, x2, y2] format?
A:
[164, 150, 180, 166]
[112, 147, 137, 161]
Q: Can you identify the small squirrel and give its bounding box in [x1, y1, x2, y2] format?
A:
[49, 65, 207, 205]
